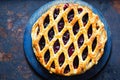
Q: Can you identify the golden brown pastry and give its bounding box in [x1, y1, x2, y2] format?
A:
[31, 3, 107, 76]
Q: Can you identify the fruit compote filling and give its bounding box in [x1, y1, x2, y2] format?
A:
[39, 36, 45, 50]
[54, 8, 60, 19]
[59, 53, 65, 67]
[64, 65, 70, 73]
[68, 43, 75, 57]
[67, 9, 74, 22]
[78, 8, 83, 14]
[82, 13, 88, 26]
[78, 34, 84, 48]
[44, 50, 50, 64]
[51, 61, 55, 68]
[53, 40, 60, 53]
[82, 47, 88, 60]
[48, 27, 54, 41]
[63, 30, 70, 45]
[92, 37, 97, 51]
[73, 56, 79, 69]
[88, 25, 92, 38]
[73, 21, 80, 35]
[63, 3, 69, 10]
[58, 18, 64, 32]
[43, 15, 50, 28]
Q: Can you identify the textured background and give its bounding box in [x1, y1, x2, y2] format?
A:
[0, 0, 120, 80]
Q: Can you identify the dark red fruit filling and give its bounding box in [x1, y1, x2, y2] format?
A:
[63, 3, 69, 10]
[43, 15, 50, 28]
[59, 53, 65, 67]
[53, 39, 60, 53]
[92, 37, 97, 51]
[44, 50, 50, 64]
[68, 43, 75, 57]
[51, 61, 55, 68]
[63, 30, 70, 45]
[73, 56, 79, 69]
[37, 27, 40, 35]
[82, 47, 88, 60]
[53, 8, 60, 19]
[48, 27, 54, 41]
[78, 34, 84, 48]
[67, 9, 74, 22]
[89, 59, 92, 63]
[82, 13, 88, 26]
[64, 65, 70, 74]
[78, 8, 83, 14]
[39, 36, 45, 50]
[87, 25, 92, 38]
[96, 26, 99, 30]
[58, 18, 64, 32]
[73, 21, 79, 35]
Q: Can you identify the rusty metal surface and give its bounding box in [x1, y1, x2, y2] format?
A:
[0, 0, 120, 80]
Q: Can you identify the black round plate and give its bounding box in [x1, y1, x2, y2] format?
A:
[24, 0, 112, 80]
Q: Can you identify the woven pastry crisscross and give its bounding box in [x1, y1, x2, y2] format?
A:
[31, 3, 107, 76]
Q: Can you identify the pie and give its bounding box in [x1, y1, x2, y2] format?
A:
[31, 3, 107, 76]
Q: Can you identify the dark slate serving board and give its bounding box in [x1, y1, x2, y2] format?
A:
[23, 0, 111, 80]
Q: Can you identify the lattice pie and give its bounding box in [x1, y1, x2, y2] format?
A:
[31, 3, 107, 76]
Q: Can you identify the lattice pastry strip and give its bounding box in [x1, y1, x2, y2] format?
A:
[31, 3, 107, 76]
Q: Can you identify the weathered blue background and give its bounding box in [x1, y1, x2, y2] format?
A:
[0, 0, 120, 80]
